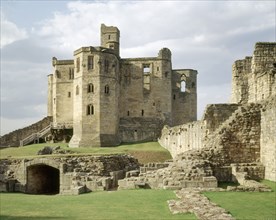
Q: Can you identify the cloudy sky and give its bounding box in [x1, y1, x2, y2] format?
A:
[1, 0, 275, 135]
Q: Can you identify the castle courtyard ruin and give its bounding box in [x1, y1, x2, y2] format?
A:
[0, 25, 275, 196]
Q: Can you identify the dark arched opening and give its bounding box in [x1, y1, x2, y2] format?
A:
[27, 164, 60, 195]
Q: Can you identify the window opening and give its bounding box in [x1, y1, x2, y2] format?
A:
[143, 64, 150, 74]
[88, 83, 94, 93]
[69, 68, 74, 79]
[127, 111, 130, 116]
[157, 66, 159, 71]
[87, 104, 94, 115]
[104, 85, 109, 94]
[180, 81, 186, 92]
[165, 72, 168, 78]
[104, 59, 109, 72]
[55, 70, 60, 78]
[143, 64, 151, 91]
[76, 85, 79, 95]
[173, 94, 176, 100]
[76, 57, 80, 73]
[88, 56, 94, 70]
[141, 110, 144, 116]
[68, 92, 71, 98]
[108, 34, 111, 40]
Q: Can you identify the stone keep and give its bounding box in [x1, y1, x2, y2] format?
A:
[47, 24, 197, 147]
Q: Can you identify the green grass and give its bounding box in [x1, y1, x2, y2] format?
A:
[203, 180, 276, 220]
[0, 142, 172, 164]
[0, 190, 197, 220]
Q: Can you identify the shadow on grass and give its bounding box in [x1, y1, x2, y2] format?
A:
[0, 215, 65, 220]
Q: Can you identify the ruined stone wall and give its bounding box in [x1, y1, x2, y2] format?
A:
[159, 104, 240, 158]
[158, 121, 204, 158]
[172, 69, 197, 125]
[0, 154, 140, 195]
[202, 104, 240, 135]
[231, 42, 276, 104]
[205, 103, 261, 165]
[118, 50, 173, 142]
[231, 57, 252, 103]
[260, 95, 276, 181]
[0, 117, 52, 147]
[119, 52, 172, 124]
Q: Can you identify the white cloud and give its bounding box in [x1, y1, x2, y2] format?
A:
[0, 14, 28, 48]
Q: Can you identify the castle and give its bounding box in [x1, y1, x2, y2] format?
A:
[47, 24, 197, 148]
[0, 25, 275, 195]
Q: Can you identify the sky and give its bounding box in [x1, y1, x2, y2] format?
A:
[0, 0, 275, 135]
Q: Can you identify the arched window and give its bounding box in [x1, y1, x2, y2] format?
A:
[76, 85, 79, 95]
[87, 104, 94, 115]
[104, 85, 109, 94]
[88, 83, 94, 93]
[180, 81, 186, 92]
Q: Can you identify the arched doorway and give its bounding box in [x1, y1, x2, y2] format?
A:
[26, 164, 60, 194]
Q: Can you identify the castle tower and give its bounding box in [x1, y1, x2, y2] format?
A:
[69, 44, 120, 147]
[100, 24, 120, 56]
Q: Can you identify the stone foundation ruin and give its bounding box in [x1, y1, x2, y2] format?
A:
[0, 155, 140, 195]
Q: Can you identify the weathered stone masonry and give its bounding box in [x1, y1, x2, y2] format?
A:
[0, 154, 139, 195]
[47, 24, 197, 147]
[158, 42, 276, 182]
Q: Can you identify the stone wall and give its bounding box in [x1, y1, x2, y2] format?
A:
[159, 104, 240, 158]
[231, 42, 276, 104]
[171, 69, 197, 125]
[119, 117, 162, 143]
[204, 103, 261, 165]
[231, 57, 252, 103]
[158, 121, 204, 158]
[0, 117, 52, 148]
[51, 58, 74, 128]
[260, 95, 276, 181]
[0, 154, 140, 195]
[202, 104, 240, 134]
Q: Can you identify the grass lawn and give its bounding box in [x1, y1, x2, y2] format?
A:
[204, 180, 276, 220]
[0, 142, 172, 164]
[0, 189, 197, 220]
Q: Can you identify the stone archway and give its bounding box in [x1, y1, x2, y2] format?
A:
[26, 164, 60, 194]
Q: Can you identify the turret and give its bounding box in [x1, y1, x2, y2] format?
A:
[101, 24, 120, 56]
